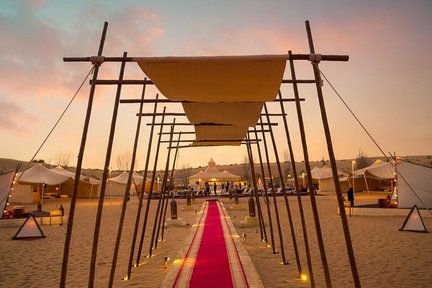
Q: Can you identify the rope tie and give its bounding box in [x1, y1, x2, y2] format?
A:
[309, 53, 322, 64]
[90, 56, 105, 66]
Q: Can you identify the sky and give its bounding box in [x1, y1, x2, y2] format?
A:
[1, 0, 431, 171]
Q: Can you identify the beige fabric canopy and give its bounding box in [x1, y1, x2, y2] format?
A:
[136, 55, 286, 102]
[136, 55, 287, 146]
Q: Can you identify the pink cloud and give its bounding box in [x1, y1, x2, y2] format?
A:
[0, 98, 38, 135]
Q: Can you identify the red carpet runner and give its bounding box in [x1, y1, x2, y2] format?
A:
[188, 201, 233, 287]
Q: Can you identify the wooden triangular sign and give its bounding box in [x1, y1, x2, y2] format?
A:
[13, 215, 46, 239]
[399, 205, 428, 233]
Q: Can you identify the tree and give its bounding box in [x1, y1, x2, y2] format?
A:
[355, 149, 370, 169]
[242, 154, 250, 182]
[54, 152, 72, 167]
[116, 151, 132, 171]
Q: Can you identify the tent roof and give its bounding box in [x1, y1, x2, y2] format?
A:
[188, 159, 240, 180]
[136, 55, 287, 146]
[17, 164, 71, 185]
[108, 171, 144, 185]
[311, 165, 346, 180]
[51, 166, 101, 185]
[353, 160, 395, 179]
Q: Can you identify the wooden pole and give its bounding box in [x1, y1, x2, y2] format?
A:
[305, 20, 361, 287]
[126, 95, 159, 279]
[245, 134, 267, 243]
[152, 122, 176, 251]
[289, 48, 332, 287]
[161, 132, 182, 241]
[259, 116, 287, 264]
[282, 65, 315, 285]
[60, 21, 108, 288]
[263, 104, 303, 277]
[88, 51, 128, 288]
[135, 107, 167, 264]
[108, 78, 147, 287]
[252, 127, 277, 254]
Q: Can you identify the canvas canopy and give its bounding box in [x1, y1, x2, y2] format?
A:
[352, 160, 395, 179]
[136, 55, 287, 146]
[17, 164, 71, 185]
[188, 159, 240, 180]
[397, 161, 432, 209]
[108, 171, 144, 185]
[0, 171, 15, 218]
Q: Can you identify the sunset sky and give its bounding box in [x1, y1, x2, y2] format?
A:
[1, 0, 431, 171]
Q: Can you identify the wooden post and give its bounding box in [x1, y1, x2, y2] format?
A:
[259, 116, 287, 264]
[305, 20, 361, 288]
[152, 122, 176, 251]
[88, 51, 128, 288]
[135, 106, 167, 264]
[60, 21, 108, 288]
[281, 74, 315, 284]
[108, 77, 147, 287]
[161, 132, 182, 241]
[245, 135, 267, 243]
[263, 104, 302, 277]
[126, 94, 159, 279]
[252, 127, 277, 254]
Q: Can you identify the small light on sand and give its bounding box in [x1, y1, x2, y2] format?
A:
[164, 256, 170, 269]
[301, 273, 308, 281]
[172, 259, 183, 265]
[232, 234, 240, 238]
[122, 275, 130, 281]
[267, 244, 272, 248]
[242, 233, 247, 241]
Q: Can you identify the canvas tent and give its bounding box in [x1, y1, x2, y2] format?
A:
[311, 165, 349, 192]
[12, 164, 71, 203]
[50, 166, 102, 199]
[0, 170, 16, 218]
[397, 161, 432, 209]
[352, 160, 394, 192]
[188, 159, 241, 189]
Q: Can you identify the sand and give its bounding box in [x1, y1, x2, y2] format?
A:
[0, 192, 431, 287]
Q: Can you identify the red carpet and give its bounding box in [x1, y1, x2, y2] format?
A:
[189, 201, 233, 288]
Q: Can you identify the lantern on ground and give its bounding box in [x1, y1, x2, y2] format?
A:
[170, 198, 178, 220]
[248, 195, 256, 217]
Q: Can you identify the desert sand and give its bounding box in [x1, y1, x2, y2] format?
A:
[0, 192, 431, 287]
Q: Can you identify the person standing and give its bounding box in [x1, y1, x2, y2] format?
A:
[213, 182, 217, 196]
[347, 187, 354, 207]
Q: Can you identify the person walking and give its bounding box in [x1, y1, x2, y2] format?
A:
[347, 187, 354, 207]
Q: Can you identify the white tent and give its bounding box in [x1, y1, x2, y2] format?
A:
[108, 171, 145, 196]
[11, 164, 72, 203]
[311, 165, 349, 192]
[352, 160, 395, 192]
[0, 171, 16, 218]
[397, 161, 432, 209]
[188, 159, 241, 189]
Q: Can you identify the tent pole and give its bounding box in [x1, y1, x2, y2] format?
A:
[252, 127, 277, 253]
[108, 77, 147, 287]
[305, 20, 361, 287]
[161, 132, 182, 241]
[245, 133, 267, 244]
[126, 95, 159, 279]
[278, 89, 315, 285]
[60, 21, 108, 288]
[289, 46, 333, 287]
[135, 106, 167, 264]
[259, 116, 287, 264]
[364, 173, 370, 194]
[152, 121, 176, 252]
[263, 104, 303, 277]
[88, 51, 128, 288]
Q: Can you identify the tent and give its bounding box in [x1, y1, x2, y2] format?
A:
[11, 164, 71, 204]
[50, 166, 101, 199]
[352, 160, 394, 192]
[311, 165, 349, 192]
[107, 171, 160, 196]
[0, 170, 16, 218]
[188, 159, 241, 189]
[397, 161, 432, 209]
